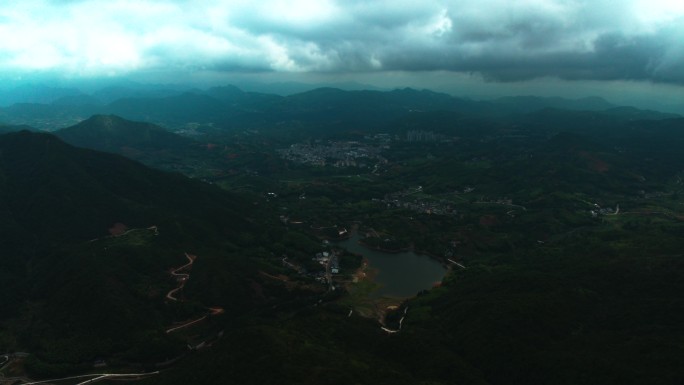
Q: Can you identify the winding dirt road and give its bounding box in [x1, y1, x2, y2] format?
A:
[164, 253, 224, 334]
[166, 253, 195, 301]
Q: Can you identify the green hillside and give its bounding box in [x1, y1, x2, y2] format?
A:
[56, 115, 193, 153]
[0, 131, 257, 373]
[2, 92, 684, 385]
[55, 114, 198, 169]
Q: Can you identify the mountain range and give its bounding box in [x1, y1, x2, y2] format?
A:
[2, 85, 677, 132]
[1, 84, 684, 384]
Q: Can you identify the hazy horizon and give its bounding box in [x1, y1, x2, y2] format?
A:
[1, 1, 683, 113]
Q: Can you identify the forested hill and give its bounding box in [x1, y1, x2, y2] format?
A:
[0, 130, 259, 371]
[56, 114, 194, 155]
[0, 130, 248, 251]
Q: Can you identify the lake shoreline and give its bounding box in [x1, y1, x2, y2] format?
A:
[336, 228, 447, 298]
[356, 235, 450, 269]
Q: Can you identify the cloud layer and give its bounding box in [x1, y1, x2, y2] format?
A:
[1, 0, 683, 84]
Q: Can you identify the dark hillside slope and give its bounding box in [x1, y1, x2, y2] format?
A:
[0, 131, 256, 368]
[56, 114, 195, 156]
[0, 130, 247, 250]
[56, 115, 222, 175]
[0, 123, 34, 134]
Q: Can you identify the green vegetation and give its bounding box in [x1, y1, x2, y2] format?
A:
[1, 88, 684, 384]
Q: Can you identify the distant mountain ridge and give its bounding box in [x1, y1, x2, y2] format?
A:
[492, 95, 615, 113]
[56, 114, 195, 155]
[0, 84, 84, 106]
[0, 84, 679, 131]
[0, 123, 34, 134]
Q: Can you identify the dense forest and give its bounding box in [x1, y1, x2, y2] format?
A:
[1, 87, 683, 385]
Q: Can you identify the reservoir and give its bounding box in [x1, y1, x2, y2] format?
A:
[338, 231, 447, 298]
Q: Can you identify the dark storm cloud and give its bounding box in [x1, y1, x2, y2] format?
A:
[374, 30, 682, 83]
[1, 0, 683, 85]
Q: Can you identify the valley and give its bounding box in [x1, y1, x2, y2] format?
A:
[1, 86, 684, 385]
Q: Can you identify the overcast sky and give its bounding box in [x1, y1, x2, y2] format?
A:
[1, 0, 683, 110]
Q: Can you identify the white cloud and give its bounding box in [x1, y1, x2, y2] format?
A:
[0, 0, 683, 84]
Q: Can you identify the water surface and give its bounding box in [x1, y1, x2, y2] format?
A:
[338, 231, 446, 298]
